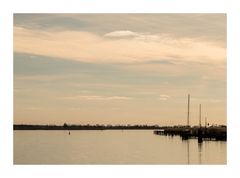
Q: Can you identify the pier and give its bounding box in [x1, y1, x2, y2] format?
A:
[154, 126, 226, 141]
[154, 94, 226, 142]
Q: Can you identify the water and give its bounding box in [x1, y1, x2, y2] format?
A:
[14, 130, 226, 164]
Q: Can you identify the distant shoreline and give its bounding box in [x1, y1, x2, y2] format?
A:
[13, 124, 226, 131]
[13, 124, 163, 130]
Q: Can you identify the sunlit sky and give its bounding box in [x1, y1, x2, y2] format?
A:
[14, 14, 226, 126]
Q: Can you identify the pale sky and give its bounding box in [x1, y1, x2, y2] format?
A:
[14, 14, 226, 126]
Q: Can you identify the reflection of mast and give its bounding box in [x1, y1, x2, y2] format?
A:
[198, 104, 203, 163]
[187, 140, 190, 164]
[187, 94, 190, 126]
[198, 142, 203, 164]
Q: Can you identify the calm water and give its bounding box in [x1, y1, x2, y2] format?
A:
[14, 130, 226, 164]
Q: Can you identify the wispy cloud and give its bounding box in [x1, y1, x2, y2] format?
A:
[14, 14, 226, 44]
[61, 95, 132, 101]
[24, 107, 42, 111]
[104, 30, 139, 38]
[104, 30, 162, 42]
[14, 27, 226, 65]
[15, 75, 70, 82]
[209, 99, 224, 103]
[159, 94, 170, 100]
[14, 88, 32, 93]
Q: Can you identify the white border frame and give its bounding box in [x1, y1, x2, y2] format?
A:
[1, 0, 240, 178]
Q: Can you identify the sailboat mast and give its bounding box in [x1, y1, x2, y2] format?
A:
[199, 104, 202, 127]
[187, 94, 190, 126]
[205, 117, 207, 127]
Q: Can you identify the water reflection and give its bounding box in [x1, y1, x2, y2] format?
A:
[183, 139, 207, 164]
[182, 139, 190, 164]
[187, 140, 190, 164]
[198, 141, 203, 164]
[14, 130, 226, 164]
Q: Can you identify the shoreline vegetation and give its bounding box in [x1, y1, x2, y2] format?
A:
[14, 123, 163, 130]
[13, 123, 226, 130]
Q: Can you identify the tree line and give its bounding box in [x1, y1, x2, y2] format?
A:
[13, 123, 163, 130]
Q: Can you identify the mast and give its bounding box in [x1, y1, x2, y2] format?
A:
[199, 104, 202, 127]
[187, 94, 190, 126]
[205, 117, 207, 128]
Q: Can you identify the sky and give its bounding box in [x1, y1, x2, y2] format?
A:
[14, 14, 226, 126]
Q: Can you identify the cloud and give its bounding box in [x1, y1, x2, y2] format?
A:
[61, 95, 132, 101]
[14, 88, 32, 93]
[159, 94, 170, 100]
[24, 107, 42, 111]
[14, 27, 226, 65]
[209, 99, 224, 103]
[104, 30, 139, 38]
[15, 75, 70, 82]
[14, 14, 226, 44]
[104, 30, 162, 42]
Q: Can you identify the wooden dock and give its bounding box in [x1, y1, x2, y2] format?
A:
[154, 126, 226, 142]
[153, 94, 226, 142]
